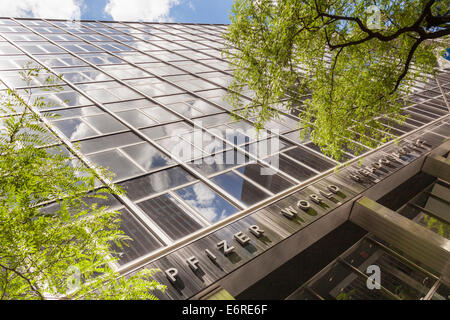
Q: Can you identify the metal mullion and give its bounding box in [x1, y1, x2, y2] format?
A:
[10, 19, 450, 275]
[150, 23, 229, 54]
[225, 106, 342, 166]
[70, 129, 141, 145]
[82, 137, 159, 158]
[98, 23, 248, 106]
[205, 161, 257, 179]
[376, 121, 409, 136]
[424, 128, 448, 139]
[407, 105, 444, 119]
[168, 190, 211, 228]
[278, 108, 355, 162]
[1, 43, 173, 249]
[281, 133, 343, 164]
[168, 133, 210, 161]
[409, 203, 449, 223]
[93, 21, 254, 104]
[8, 22, 231, 245]
[133, 180, 199, 206]
[114, 147, 148, 173]
[112, 163, 179, 185]
[188, 146, 235, 162]
[334, 132, 375, 151]
[100, 22, 286, 140]
[337, 258, 401, 300]
[231, 168, 276, 197]
[50, 22, 303, 186]
[366, 236, 440, 281]
[403, 107, 436, 123]
[69, 116, 103, 135]
[120, 22, 233, 73]
[15, 18, 247, 213]
[356, 122, 397, 141]
[304, 287, 325, 300]
[424, 191, 450, 206]
[422, 279, 442, 300]
[435, 72, 450, 112]
[276, 152, 321, 175]
[43, 103, 103, 114]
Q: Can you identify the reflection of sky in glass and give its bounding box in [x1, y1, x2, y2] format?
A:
[121, 142, 173, 171]
[175, 182, 238, 223]
[88, 149, 144, 181]
[121, 166, 196, 201]
[53, 118, 98, 140]
[211, 171, 270, 207]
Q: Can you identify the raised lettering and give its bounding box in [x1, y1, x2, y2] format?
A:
[309, 194, 322, 204]
[319, 189, 333, 199]
[234, 231, 251, 246]
[371, 162, 382, 170]
[249, 225, 264, 238]
[358, 169, 371, 177]
[327, 185, 340, 194]
[281, 206, 297, 219]
[379, 158, 390, 166]
[217, 240, 235, 255]
[349, 173, 362, 182]
[205, 249, 217, 261]
[165, 268, 178, 284]
[297, 199, 311, 211]
[186, 256, 200, 271]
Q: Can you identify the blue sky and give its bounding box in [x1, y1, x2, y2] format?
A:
[0, 0, 235, 24]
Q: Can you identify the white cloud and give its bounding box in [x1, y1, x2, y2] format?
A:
[0, 0, 83, 20]
[104, 0, 180, 22]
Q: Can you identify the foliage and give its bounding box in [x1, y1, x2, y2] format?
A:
[0, 66, 165, 299]
[224, 0, 449, 159]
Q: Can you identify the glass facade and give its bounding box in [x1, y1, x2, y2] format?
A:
[1, 18, 449, 270]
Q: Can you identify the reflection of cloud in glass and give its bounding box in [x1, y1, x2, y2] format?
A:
[121, 142, 172, 171]
[53, 118, 98, 140]
[175, 182, 237, 223]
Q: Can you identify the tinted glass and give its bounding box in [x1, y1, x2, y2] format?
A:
[53, 118, 98, 140]
[264, 154, 316, 182]
[111, 208, 162, 265]
[211, 171, 270, 207]
[88, 149, 144, 181]
[138, 194, 202, 240]
[175, 182, 238, 223]
[120, 142, 173, 171]
[121, 166, 196, 201]
[236, 163, 294, 193]
[283, 147, 336, 172]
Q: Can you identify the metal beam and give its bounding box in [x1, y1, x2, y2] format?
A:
[350, 196, 450, 285]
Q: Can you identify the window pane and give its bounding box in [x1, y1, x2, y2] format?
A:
[283, 147, 336, 172]
[53, 118, 98, 140]
[137, 193, 202, 240]
[120, 166, 196, 201]
[264, 154, 316, 182]
[84, 114, 128, 134]
[120, 142, 173, 171]
[88, 149, 144, 181]
[111, 208, 162, 265]
[189, 150, 248, 176]
[79, 132, 142, 154]
[115, 109, 156, 128]
[236, 163, 294, 193]
[211, 171, 270, 207]
[175, 182, 238, 223]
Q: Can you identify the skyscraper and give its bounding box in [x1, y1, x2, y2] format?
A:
[0, 17, 449, 300]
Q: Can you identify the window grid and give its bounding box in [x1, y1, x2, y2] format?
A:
[1, 17, 448, 269]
